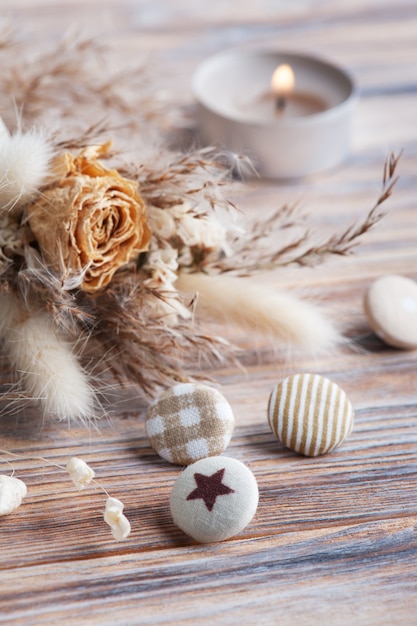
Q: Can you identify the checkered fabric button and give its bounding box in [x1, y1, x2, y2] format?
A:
[145, 383, 235, 465]
[170, 456, 259, 543]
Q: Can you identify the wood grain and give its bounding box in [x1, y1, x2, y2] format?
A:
[1, 1, 417, 624]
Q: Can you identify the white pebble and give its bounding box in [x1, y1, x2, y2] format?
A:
[364, 274, 417, 349]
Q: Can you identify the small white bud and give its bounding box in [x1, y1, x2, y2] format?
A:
[0, 475, 27, 515]
[104, 497, 131, 541]
[66, 457, 95, 490]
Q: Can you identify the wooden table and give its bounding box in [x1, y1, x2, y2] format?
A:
[1, 2, 417, 624]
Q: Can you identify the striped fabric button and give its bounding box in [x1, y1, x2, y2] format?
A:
[267, 373, 354, 456]
[146, 383, 235, 465]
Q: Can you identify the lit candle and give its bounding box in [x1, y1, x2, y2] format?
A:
[193, 50, 357, 179]
[249, 63, 328, 119]
[271, 64, 295, 111]
[269, 63, 327, 117]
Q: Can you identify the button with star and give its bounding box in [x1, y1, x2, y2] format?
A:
[169, 456, 259, 543]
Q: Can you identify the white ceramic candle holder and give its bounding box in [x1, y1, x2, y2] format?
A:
[193, 49, 358, 179]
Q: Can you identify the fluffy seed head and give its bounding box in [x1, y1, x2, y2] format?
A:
[0, 129, 53, 214]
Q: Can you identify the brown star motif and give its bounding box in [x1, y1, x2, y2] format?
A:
[186, 468, 235, 511]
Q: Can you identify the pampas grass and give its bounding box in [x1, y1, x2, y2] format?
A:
[0, 292, 95, 423]
[0, 32, 175, 138]
[176, 272, 340, 353]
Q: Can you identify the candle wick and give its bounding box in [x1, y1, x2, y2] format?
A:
[275, 96, 286, 111]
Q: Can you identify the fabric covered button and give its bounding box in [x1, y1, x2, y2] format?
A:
[146, 383, 235, 465]
[268, 373, 354, 457]
[170, 456, 258, 543]
[364, 274, 417, 349]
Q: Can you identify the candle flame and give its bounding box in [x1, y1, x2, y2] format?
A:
[271, 64, 295, 96]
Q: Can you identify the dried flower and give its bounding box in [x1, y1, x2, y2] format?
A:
[104, 497, 131, 541]
[145, 246, 178, 282]
[66, 456, 95, 490]
[142, 244, 190, 323]
[173, 207, 228, 252]
[0, 475, 27, 515]
[26, 143, 151, 293]
[148, 206, 176, 240]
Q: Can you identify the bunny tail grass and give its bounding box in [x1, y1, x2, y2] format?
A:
[0, 128, 54, 214]
[176, 272, 340, 354]
[0, 293, 95, 423]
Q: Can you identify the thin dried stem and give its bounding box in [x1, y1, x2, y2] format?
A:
[84, 273, 233, 394]
[286, 150, 401, 265]
[0, 34, 170, 135]
[211, 152, 401, 273]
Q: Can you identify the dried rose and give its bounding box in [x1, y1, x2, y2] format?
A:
[26, 143, 151, 293]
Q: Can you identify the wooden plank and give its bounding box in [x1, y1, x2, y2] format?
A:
[1, 0, 417, 624]
[1, 518, 417, 625]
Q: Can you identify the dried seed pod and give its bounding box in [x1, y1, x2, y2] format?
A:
[104, 497, 131, 541]
[66, 457, 95, 490]
[0, 475, 27, 516]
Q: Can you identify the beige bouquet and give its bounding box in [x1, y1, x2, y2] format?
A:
[0, 32, 397, 424]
